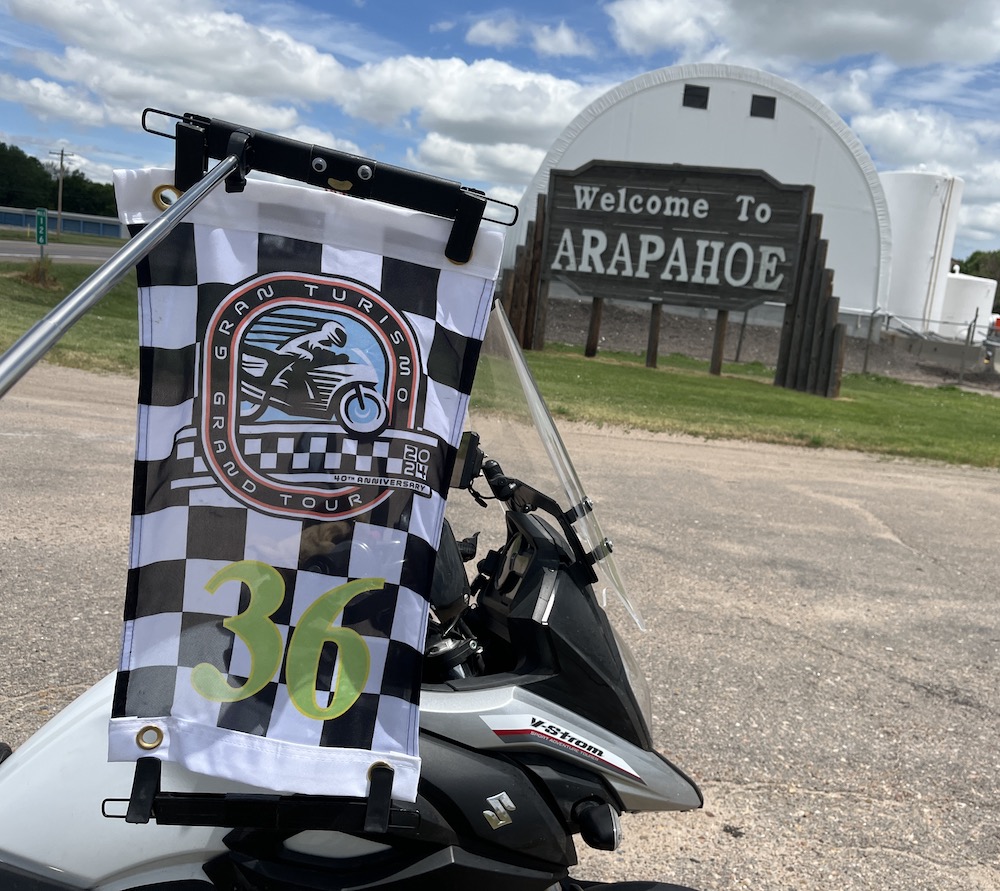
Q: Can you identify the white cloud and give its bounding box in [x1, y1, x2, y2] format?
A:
[804, 61, 898, 118]
[70, 153, 118, 185]
[605, 0, 726, 58]
[961, 161, 1000, 205]
[849, 103, 1000, 257]
[2, 0, 604, 155]
[407, 132, 546, 185]
[466, 15, 595, 59]
[248, 1, 403, 64]
[605, 0, 1000, 67]
[891, 66, 983, 106]
[466, 17, 521, 49]
[966, 119, 1000, 144]
[745, 0, 1000, 66]
[483, 183, 525, 208]
[851, 106, 981, 169]
[340, 56, 604, 147]
[531, 22, 596, 58]
[957, 200, 1000, 251]
[0, 74, 104, 125]
[6, 0, 351, 102]
[280, 124, 363, 158]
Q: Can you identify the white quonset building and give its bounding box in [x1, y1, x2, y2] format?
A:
[508, 64, 890, 328]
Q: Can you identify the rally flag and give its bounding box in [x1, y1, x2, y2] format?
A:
[108, 167, 503, 801]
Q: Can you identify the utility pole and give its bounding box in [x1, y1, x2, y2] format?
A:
[48, 148, 75, 237]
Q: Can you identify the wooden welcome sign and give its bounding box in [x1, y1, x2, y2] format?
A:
[542, 160, 812, 312]
[501, 160, 845, 397]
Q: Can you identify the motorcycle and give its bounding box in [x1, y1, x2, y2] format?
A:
[0, 303, 703, 890]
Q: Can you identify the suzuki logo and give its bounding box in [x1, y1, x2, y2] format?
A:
[483, 792, 516, 829]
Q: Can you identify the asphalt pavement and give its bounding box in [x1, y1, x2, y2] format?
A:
[0, 363, 998, 890]
[0, 238, 120, 264]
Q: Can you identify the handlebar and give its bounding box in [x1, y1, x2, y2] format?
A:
[473, 453, 601, 582]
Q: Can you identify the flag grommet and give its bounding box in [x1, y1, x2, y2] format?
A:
[135, 725, 164, 751]
[152, 184, 182, 210]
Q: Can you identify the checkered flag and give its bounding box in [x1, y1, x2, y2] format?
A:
[108, 167, 502, 802]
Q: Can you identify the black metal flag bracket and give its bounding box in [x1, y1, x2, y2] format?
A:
[141, 108, 518, 264]
[0, 108, 517, 399]
[107, 756, 419, 834]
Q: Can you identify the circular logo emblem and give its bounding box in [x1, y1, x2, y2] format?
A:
[202, 272, 432, 520]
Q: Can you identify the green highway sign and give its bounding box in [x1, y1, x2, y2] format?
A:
[35, 208, 48, 246]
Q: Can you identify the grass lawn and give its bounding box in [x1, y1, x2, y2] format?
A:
[0, 261, 138, 374]
[2, 259, 999, 468]
[526, 345, 1000, 467]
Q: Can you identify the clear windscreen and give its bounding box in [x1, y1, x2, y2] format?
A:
[448, 302, 645, 632]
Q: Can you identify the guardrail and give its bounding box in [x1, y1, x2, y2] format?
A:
[0, 205, 122, 239]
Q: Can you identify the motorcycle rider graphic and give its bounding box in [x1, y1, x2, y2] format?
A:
[239, 316, 390, 436]
[276, 319, 350, 364]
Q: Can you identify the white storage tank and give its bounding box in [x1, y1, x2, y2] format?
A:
[881, 171, 964, 334]
[934, 268, 998, 340]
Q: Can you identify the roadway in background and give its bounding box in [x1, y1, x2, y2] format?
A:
[1, 363, 997, 890]
[0, 238, 119, 264]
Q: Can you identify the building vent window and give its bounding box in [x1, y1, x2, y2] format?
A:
[682, 84, 710, 109]
[750, 95, 776, 119]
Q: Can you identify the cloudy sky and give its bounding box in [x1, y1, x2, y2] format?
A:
[2, 0, 1000, 259]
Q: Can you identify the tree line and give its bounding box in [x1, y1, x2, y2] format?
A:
[956, 250, 1000, 284]
[0, 142, 116, 217]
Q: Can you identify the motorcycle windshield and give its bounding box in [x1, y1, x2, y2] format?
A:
[458, 303, 645, 634]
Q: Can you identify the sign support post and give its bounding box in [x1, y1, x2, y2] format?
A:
[710, 310, 729, 376]
[646, 299, 663, 368]
[35, 207, 47, 261]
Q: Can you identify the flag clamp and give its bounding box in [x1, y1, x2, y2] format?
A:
[141, 108, 517, 264]
[0, 107, 518, 397]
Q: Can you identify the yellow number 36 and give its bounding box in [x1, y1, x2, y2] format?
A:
[191, 560, 381, 721]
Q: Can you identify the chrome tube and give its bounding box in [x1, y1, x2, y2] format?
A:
[0, 155, 240, 399]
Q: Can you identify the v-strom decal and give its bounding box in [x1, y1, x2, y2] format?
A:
[481, 715, 644, 781]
